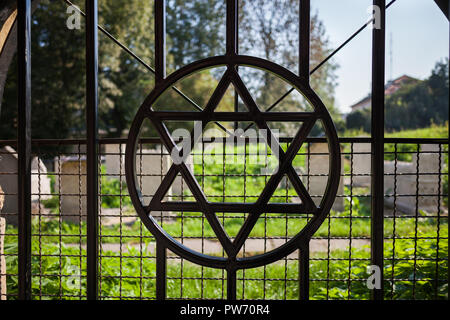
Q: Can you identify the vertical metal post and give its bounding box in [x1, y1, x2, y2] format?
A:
[299, 0, 310, 82]
[298, 0, 311, 301]
[17, 0, 32, 300]
[226, 0, 238, 57]
[299, 242, 310, 300]
[155, 0, 167, 300]
[371, 0, 385, 301]
[226, 0, 238, 300]
[156, 241, 166, 300]
[155, 0, 166, 83]
[227, 268, 237, 300]
[86, 0, 99, 300]
[232, 0, 239, 130]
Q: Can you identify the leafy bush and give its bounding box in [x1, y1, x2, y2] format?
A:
[100, 167, 132, 209]
[41, 196, 59, 213]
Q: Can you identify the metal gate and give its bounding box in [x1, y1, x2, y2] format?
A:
[3, 0, 449, 300]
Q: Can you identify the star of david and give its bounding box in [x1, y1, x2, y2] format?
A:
[141, 68, 319, 258]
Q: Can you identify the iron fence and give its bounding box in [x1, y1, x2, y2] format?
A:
[0, 0, 448, 301]
[1, 137, 448, 300]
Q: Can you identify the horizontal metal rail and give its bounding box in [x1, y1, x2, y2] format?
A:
[0, 137, 448, 146]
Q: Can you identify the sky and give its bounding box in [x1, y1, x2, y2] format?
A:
[311, 0, 449, 113]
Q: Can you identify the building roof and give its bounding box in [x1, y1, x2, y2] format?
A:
[349, 75, 420, 111]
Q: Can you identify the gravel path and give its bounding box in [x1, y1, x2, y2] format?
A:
[68, 238, 370, 257]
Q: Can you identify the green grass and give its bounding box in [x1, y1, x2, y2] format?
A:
[8, 125, 445, 299]
[343, 123, 448, 139]
[384, 123, 448, 139]
[4, 232, 447, 300]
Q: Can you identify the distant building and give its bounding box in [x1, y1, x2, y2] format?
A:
[349, 75, 420, 112]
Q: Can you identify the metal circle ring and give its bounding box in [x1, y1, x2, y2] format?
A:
[125, 55, 341, 270]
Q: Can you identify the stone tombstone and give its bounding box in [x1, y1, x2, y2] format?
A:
[134, 146, 194, 203]
[0, 187, 6, 300]
[415, 144, 445, 214]
[54, 156, 87, 223]
[104, 143, 125, 180]
[384, 160, 415, 215]
[53, 145, 193, 222]
[352, 143, 372, 187]
[306, 142, 344, 211]
[411, 144, 444, 215]
[0, 146, 51, 225]
[135, 147, 172, 205]
[384, 144, 445, 215]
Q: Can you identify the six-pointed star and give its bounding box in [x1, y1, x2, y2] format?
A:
[143, 68, 319, 257]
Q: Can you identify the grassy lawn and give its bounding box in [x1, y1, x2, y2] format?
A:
[3, 234, 447, 300]
[3, 124, 447, 299]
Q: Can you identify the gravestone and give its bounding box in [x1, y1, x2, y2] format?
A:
[53, 156, 87, 223]
[307, 143, 345, 211]
[0, 146, 51, 225]
[104, 143, 125, 180]
[104, 143, 193, 197]
[384, 160, 416, 215]
[55, 146, 189, 222]
[384, 144, 445, 215]
[415, 144, 445, 214]
[352, 143, 372, 187]
[135, 148, 172, 205]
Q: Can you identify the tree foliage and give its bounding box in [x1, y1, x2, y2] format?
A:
[238, 0, 341, 136]
[0, 0, 85, 140]
[346, 59, 449, 133]
[0, 0, 339, 140]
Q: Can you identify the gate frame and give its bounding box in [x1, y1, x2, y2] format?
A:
[12, 0, 448, 301]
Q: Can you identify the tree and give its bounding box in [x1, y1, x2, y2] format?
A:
[0, 0, 157, 139]
[238, 0, 340, 136]
[97, 0, 155, 137]
[0, 0, 84, 141]
[345, 59, 449, 133]
[385, 59, 448, 132]
[166, 0, 225, 70]
[165, 0, 341, 136]
[1, 0, 340, 140]
[0, 0, 40, 116]
[346, 108, 371, 133]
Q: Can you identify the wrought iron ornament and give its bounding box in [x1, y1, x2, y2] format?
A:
[125, 0, 341, 300]
[125, 55, 341, 269]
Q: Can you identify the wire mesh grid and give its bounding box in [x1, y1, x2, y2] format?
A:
[0, 138, 448, 300]
[383, 142, 448, 300]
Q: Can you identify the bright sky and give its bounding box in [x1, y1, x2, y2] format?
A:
[311, 0, 449, 113]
